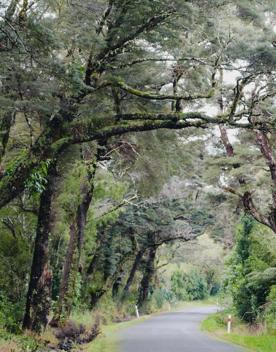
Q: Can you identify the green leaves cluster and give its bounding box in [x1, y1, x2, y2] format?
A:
[171, 269, 209, 301]
[25, 160, 51, 194]
[224, 215, 276, 323]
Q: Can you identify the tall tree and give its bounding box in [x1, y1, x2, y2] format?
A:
[22, 161, 57, 332]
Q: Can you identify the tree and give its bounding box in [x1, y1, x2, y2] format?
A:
[0, 0, 275, 333]
[224, 215, 276, 323]
[22, 162, 57, 332]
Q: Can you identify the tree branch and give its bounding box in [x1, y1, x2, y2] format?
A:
[0, 109, 271, 209]
[96, 0, 114, 35]
[113, 78, 215, 101]
[86, 9, 175, 79]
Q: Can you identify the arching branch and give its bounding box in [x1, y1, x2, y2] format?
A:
[113, 79, 215, 101]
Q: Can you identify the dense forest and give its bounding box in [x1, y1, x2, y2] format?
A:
[0, 0, 276, 351]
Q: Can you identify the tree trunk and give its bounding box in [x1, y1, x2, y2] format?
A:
[255, 130, 276, 232]
[122, 250, 143, 299]
[51, 223, 78, 325]
[22, 162, 56, 332]
[51, 147, 100, 325]
[219, 126, 234, 157]
[220, 127, 276, 233]
[171, 69, 182, 113]
[112, 270, 123, 298]
[0, 111, 14, 168]
[86, 247, 101, 277]
[137, 246, 156, 308]
[0, 112, 13, 179]
[90, 289, 106, 307]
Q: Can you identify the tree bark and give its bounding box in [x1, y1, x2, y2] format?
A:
[255, 130, 276, 232]
[22, 162, 57, 332]
[112, 270, 123, 298]
[50, 223, 78, 326]
[51, 146, 101, 325]
[122, 250, 143, 299]
[0, 111, 14, 167]
[219, 126, 234, 157]
[90, 289, 106, 307]
[171, 66, 183, 113]
[137, 245, 157, 308]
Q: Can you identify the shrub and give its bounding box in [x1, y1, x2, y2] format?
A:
[264, 285, 276, 334]
[171, 269, 208, 301]
[151, 288, 175, 309]
[0, 295, 24, 333]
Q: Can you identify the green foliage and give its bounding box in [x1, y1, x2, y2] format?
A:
[72, 273, 83, 311]
[4, 150, 28, 177]
[224, 215, 276, 323]
[201, 312, 226, 332]
[171, 270, 189, 301]
[0, 295, 24, 334]
[25, 160, 51, 194]
[171, 269, 209, 301]
[264, 286, 276, 334]
[150, 288, 175, 309]
[0, 217, 32, 332]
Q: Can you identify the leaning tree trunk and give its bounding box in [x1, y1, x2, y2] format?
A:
[121, 250, 143, 300]
[51, 223, 79, 325]
[112, 269, 124, 298]
[22, 162, 56, 332]
[51, 147, 101, 325]
[137, 246, 157, 309]
[88, 231, 113, 308]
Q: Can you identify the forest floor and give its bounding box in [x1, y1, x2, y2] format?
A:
[201, 312, 276, 352]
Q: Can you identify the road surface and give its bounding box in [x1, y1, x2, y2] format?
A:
[119, 306, 245, 352]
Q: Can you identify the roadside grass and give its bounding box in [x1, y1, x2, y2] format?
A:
[201, 312, 276, 352]
[0, 328, 42, 352]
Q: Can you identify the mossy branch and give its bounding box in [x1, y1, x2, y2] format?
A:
[113, 78, 215, 101]
[0, 109, 272, 209]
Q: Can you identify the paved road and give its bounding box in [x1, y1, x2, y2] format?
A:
[119, 306, 245, 352]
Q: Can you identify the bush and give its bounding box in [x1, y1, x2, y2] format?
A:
[151, 288, 175, 309]
[171, 269, 208, 301]
[0, 295, 24, 333]
[264, 286, 276, 334]
[223, 216, 276, 324]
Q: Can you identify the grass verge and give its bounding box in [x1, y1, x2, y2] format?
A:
[201, 312, 276, 352]
[0, 329, 43, 352]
